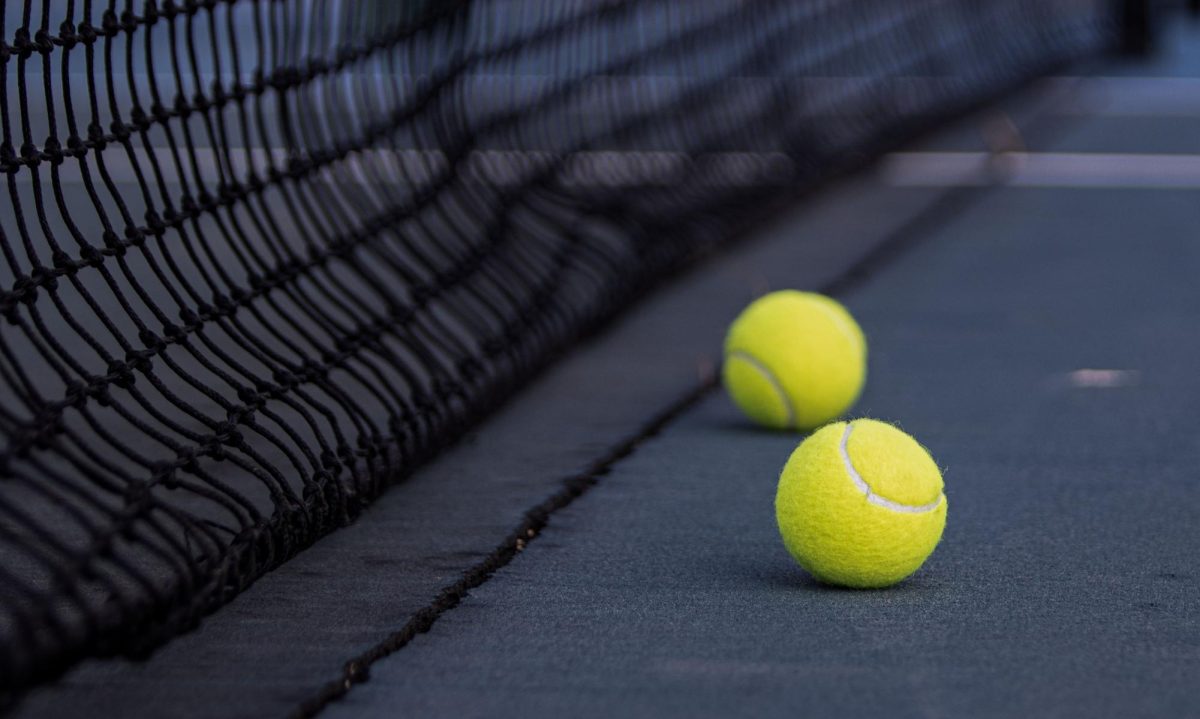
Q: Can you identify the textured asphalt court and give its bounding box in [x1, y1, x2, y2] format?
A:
[326, 184, 1200, 718]
[319, 26, 1200, 719]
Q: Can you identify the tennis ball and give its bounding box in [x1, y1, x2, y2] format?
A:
[775, 419, 947, 588]
[723, 291, 865, 430]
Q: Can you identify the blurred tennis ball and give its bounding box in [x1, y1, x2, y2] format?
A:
[775, 419, 947, 588]
[723, 290, 865, 430]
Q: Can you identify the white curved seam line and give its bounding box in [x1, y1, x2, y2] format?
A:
[727, 350, 796, 427]
[821, 307, 864, 359]
[839, 423, 943, 514]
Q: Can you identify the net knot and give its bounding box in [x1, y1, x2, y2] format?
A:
[30, 266, 59, 293]
[11, 276, 38, 306]
[204, 438, 229, 461]
[196, 190, 217, 212]
[58, 22, 79, 50]
[307, 57, 330, 78]
[107, 359, 137, 389]
[129, 107, 152, 132]
[226, 406, 255, 426]
[66, 134, 86, 157]
[109, 119, 132, 142]
[63, 381, 89, 409]
[76, 21, 99, 43]
[102, 230, 126, 256]
[211, 291, 234, 313]
[100, 10, 120, 35]
[139, 329, 166, 353]
[42, 137, 65, 166]
[177, 447, 201, 472]
[118, 10, 139, 33]
[210, 82, 228, 106]
[11, 28, 34, 60]
[220, 180, 245, 202]
[150, 102, 171, 124]
[51, 251, 77, 274]
[144, 210, 167, 235]
[87, 121, 107, 148]
[20, 141, 41, 168]
[162, 321, 185, 342]
[299, 360, 325, 383]
[124, 224, 146, 248]
[78, 244, 104, 267]
[124, 349, 155, 376]
[174, 93, 192, 119]
[143, 0, 161, 24]
[250, 68, 267, 95]
[84, 374, 112, 405]
[268, 66, 302, 91]
[215, 423, 245, 447]
[32, 29, 55, 55]
[191, 91, 212, 114]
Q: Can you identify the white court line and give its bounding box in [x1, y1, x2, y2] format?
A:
[880, 151, 1200, 189]
[1046, 77, 1200, 117]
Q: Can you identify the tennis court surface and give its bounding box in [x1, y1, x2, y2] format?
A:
[3, 2, 1199, 717]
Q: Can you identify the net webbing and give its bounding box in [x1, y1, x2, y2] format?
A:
[0, 0, 1114, 694]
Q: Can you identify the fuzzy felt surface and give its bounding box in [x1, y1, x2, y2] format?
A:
[723, 291, 866, 430]
[775, 420, 947, 588]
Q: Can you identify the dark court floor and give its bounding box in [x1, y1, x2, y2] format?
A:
[16, 14, 1200, 719]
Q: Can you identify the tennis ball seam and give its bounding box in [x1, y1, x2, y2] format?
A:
[726, 349, 796, 427]
[839, 422, 943, 514]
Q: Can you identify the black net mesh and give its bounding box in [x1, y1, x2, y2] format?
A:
[1, 0, 1115, 694]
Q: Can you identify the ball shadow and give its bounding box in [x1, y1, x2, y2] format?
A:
[748, 558, 934, 594]
[706, 417, 807, 438]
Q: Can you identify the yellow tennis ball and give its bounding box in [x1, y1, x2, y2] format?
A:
[723, 290, 865, 430]
[775, 419, 947, 588]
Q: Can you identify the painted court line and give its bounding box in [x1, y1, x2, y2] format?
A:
[881, 152, 1200, 189]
